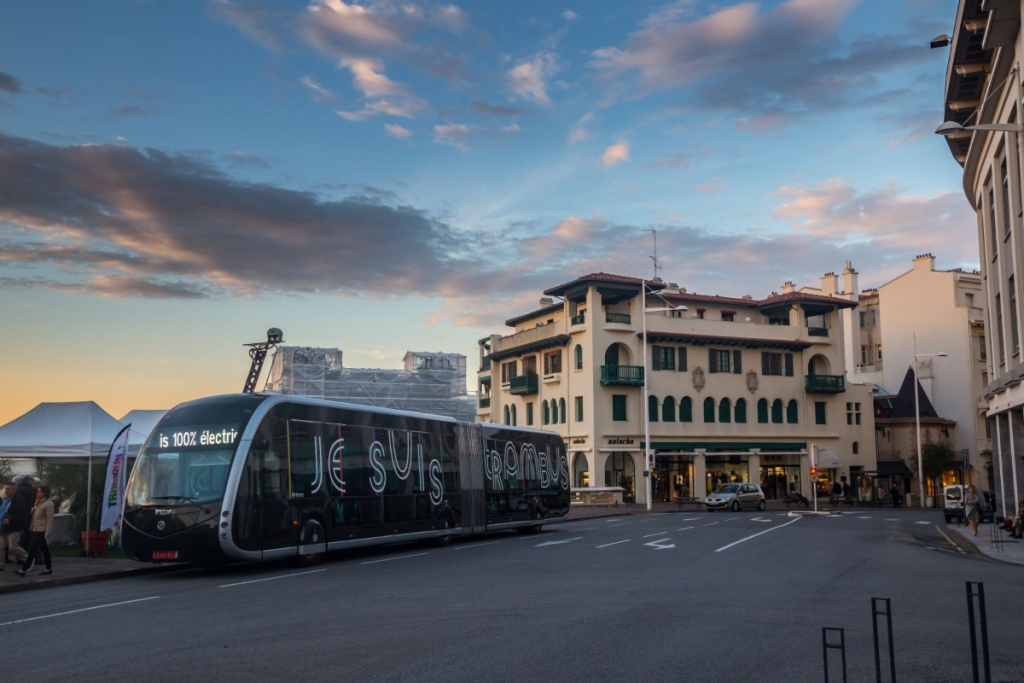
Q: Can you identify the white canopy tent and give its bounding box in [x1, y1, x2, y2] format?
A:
[119, 409, 167, 450]
[0, 401, 147, 461]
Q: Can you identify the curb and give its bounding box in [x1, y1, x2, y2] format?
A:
[0, 563, 189, 595]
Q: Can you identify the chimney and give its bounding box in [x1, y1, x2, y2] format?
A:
[781, 281, 795, 294]
[842, 261, 858, 295]
[539, 297, 554, 308]
[663, 282, 680, 294]
[913, 253, 936, 272]
[820, 271, 839, 295]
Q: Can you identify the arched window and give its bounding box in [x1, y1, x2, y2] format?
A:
[719, 397, 732, 423]
[605, 344, 620, 365]
[662, 396, 676, 422]
[757, 398, 768, 424]
[735, 398, 747, 424]
[852, 441, 859, 454]
[504, 406, 510, 425]
[704, 397, 715, 423]
[559, 398, 567, 424]
[771, 399, 783, 424]
[511, 404, 517, 426]
[574, 344, 583, 370]
[786, 399, 799, 424]
[573, 452, 589, 488]
[648, 395, 659, 422]
[680, 396, 693, 423]
[551, 400, 559, 424]
[543, 400, 550, 425]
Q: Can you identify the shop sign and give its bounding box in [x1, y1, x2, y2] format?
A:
[608, 437, 635, 445]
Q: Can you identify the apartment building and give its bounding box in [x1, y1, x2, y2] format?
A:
[938, 0, 1024, 515]
[477, 273, 875, 506]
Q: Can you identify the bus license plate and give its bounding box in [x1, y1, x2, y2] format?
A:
[152, 551, 178, 559]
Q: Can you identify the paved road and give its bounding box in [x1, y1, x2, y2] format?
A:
[4, 510, 1022, 683]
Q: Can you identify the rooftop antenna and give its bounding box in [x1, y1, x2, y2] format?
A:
[644, 228, 661, 281]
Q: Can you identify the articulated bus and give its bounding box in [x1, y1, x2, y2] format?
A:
[122, 394, 570, 565]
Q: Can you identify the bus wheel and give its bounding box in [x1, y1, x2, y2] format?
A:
[434, 515, 455, 547]
[297, 518, 325, 566]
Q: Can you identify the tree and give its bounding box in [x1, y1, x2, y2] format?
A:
[0, 459, 13, 485]
[910, 442, 959, 496]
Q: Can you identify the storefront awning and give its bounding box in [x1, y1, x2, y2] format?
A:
[877, 460, 914, 477]
[815, 449, 841, 468]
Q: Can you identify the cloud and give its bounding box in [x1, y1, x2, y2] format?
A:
[694, 178, 726, 193]
[209, 0, 287, 50]
[506, 53, 558, 106]
[105, 104, 152, 119]
[647, 152, 692, 169]
[384, 123, 413, 139]
[599, 141, 629, 168]
[568, 112, 593, 143]
[333, 57, 428, 122]
[471, 100, 528, 117]
[590, 0, 943, 129]
[300, 76, 336, 102]
[562, 10, 577, 20]
[337, 96, 427, 121]
[433, 123, 521, 150]
[0, 70, 22, 94]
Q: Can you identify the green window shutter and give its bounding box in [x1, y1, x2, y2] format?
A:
[648, 395, 659, 422]
[680, 396, 693, 422]
[735, 399, 747, 423]
[678, 347, 687, 371]
[543, 401, 550, 425]
[662, 396, 676, 422]
[708, 348, 717, 373]
[757, 399, 768, 423]
[613, 395, 628, 421]
[704, 397, 716, 423]
[575, 396, 583, 422]
[652, 345, 662, 371]
[771, 399, 783, 424]
[527, 403, 534, 426]
[787, 400, 798, 424]
[785, 353, 794, 377]
[559, 398, 566, 424]
[761, 352, 770, 375]
[719, 398, 731, 423]
[815, 402, 827, 425]
[733, 350, 742, 374]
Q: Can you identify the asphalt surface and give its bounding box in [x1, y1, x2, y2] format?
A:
[4, 509, 1023, 683]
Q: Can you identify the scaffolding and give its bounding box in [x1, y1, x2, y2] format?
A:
[264, 347, 476, 421]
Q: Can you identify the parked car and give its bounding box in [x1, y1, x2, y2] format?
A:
[943, 485, 995, 524]
[705, 483, 766, 512]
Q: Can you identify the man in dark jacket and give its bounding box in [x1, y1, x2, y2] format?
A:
[15, 476, 35, 509]
[1, 482, 30, 570]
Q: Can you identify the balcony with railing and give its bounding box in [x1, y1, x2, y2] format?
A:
[807, 327, 829, 337]
[571, 312, 585, 326]
[605, 312, 632, 325]
[479, 397, 491, 408]
[509, 374, 539, 395]
[805, 374, 845, 393]
[601, 364, 644, 386]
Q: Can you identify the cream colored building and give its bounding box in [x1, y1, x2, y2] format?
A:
[477, 273, 875, 505]
[939, 0, 1024, 516]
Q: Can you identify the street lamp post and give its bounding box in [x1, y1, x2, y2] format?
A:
[913, 331, 948, 508]
[640, 283, 686, 510]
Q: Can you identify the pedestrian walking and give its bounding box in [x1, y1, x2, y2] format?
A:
[965, 484, 982, 537]
[16, 485, 53, 576]
[841, 478, 852, 502]
[876, 484, 887, 507]
[0, 482, 30, 571]
[890, 483, 903, 508]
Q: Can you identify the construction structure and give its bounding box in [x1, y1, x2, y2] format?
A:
[263, 347, 476, 421]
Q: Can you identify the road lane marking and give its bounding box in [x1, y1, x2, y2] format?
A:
[597, 539, 630, 548]
[643, 531, 670, 538]
[857, 516, 872, 519]
[574, 527, 598, 531]
[360, 552, 430, 565]
[220, 569, 327, 588]
[608, 522, 632, 527]
[638, 518, 656, 523]
[703, 522, 719, 526]
[644, 538, 675, 550]
[676, 526, 695, 531]
[715, 517, 801, 553]
[750, 518, 773, 523]
[0, 596, 161, 626]
[654, 513, 669, 516]
[915, 521, 931, 525]
[452, 540, 502, 551]
[604, 518, 624, 523]
[680, 517, 701, 521]
[723, 517, 739, 522]
[534, 537, 583, 547]
[935, 526, 967, 554]
[887, 518, 898, 521]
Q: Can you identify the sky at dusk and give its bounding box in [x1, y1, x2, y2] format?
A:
[0, 0, 977, 424]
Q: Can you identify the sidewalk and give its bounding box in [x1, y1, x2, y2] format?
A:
[946, 523, 1024, 566]
[0, 556, 179, 594]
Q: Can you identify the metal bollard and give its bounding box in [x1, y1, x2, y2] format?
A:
[966, 582, 992, 683]
[871, 597, 896, 683]
[822, 627, 848, 683]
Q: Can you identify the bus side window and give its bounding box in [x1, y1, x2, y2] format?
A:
[262, 419, 288, 499]
[288, 421, 319, 498]
[441, 432, 458, 492]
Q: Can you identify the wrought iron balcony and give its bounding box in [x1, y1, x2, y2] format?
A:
[479, 397, 491, 408]
[601, 364, 644, 386]
[571, 313, 586, 326]
[808, 327, 829, 337]
[509, 374, 539, 395]
[805, 374, 845, 393]
[605, 312, 632, 324]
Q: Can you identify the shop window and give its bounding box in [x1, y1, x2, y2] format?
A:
[680, 396, 693, 423]
[719, 398, 732, 423]
[815, 402, 827, 425]
[757, 399, 769, 424]
[771, 399, 783, 424]
[560, 398, 567, 424]
[735, 398, 747, 424]
[787, 399, 798, 424]
[704, 397, 715, 423]
[613, 395, 627, 422]
[663, 396, 676, 422]
[648, 395, 659, 422]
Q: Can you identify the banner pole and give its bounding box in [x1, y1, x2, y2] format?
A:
[85, 456, 92, 556]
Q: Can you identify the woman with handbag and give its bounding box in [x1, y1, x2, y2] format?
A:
[965, 484, 982, 537]
[16, 485, 53, 576]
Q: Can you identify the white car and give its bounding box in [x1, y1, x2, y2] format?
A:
[705, 483, 766, 512]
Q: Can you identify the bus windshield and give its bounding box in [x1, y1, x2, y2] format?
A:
[126, 396, 264, 506]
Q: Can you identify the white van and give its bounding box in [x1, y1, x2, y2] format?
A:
[943, 485, 995, 524]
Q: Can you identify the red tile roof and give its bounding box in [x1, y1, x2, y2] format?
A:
[504, 301, 564, 327]
[543, 272, 666, 297]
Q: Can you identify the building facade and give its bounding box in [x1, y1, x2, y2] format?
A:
[477, 273, 875, 506]
[939, 0, 1024, 515]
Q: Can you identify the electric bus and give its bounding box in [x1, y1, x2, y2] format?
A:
[122, 393, 570, 565]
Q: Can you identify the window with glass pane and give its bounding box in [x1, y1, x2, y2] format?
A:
[613, 395, 627, 421]
[575, 396, 583, 422]
[771, 399, 783, 424]
[648, 395, 658, 422]
[680, 396, 693, 422]
[815, 402, 827, 425]
[786, 400, 798, 424]
[704, 397, 715, 423]
[757, 399, 768, 423]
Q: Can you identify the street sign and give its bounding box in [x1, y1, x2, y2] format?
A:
[810, 466, 818, 482]
[811, 474, 819, 482]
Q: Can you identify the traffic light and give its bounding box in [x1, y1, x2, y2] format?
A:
[810, 467, 818, 476]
